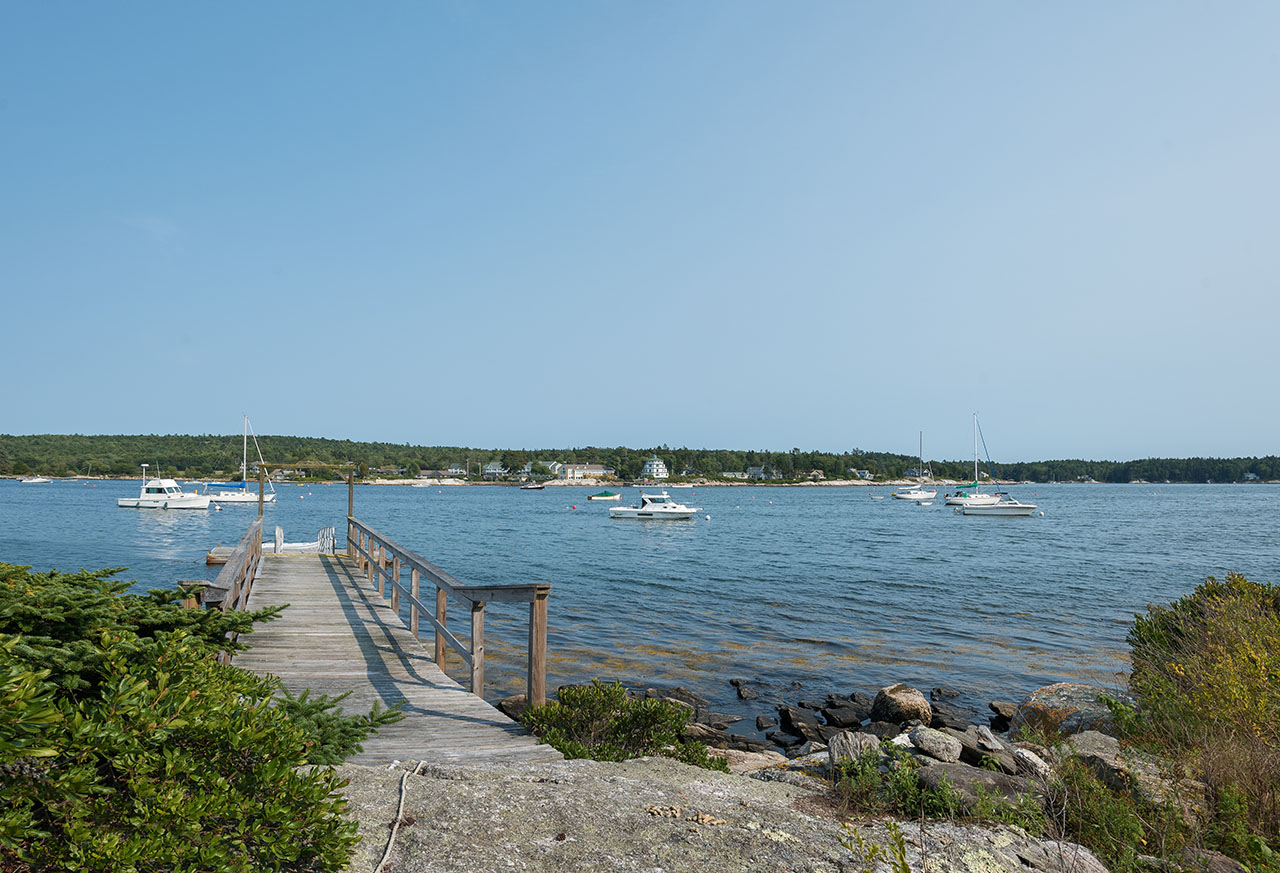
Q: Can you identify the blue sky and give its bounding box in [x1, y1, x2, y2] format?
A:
[3, 3, 1277, 462]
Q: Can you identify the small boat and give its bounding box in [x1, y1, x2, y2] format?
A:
[205, 416, 276, 505]
[118, 465, 210, 510]
[945, 414, 1000, 506]
[893, 432, 937, 500]
[520, 482, 545, 490]
[18, 476, 52, 484]
[609, 491, 700, 520]
[958, 496, 1038, 517]
[587, 490, 622, 501]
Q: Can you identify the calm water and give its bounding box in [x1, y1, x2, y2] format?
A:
[3, 479, 1278, 723]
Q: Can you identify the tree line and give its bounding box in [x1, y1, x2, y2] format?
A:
[0, 434, 1276, 483]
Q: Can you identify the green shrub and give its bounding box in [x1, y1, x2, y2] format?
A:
[1046, 757, 1145, 873]
[833, 744, 963, 821]
[520, 680, 729, 772]
[1124, 573, 1280, 856]
[0, 561, 405, 871]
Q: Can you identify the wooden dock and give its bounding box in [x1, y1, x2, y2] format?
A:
[233, 553, 561, 766]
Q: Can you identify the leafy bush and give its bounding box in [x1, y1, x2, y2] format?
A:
[520, 680, 729, 772]
[1125, 573, 1280, 857]
[833, 744, 964, 821]
[0, 561, 403, 871]
[1044, 757, 1147, 873]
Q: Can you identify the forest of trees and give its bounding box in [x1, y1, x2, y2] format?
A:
[1, 434, 1277, 484]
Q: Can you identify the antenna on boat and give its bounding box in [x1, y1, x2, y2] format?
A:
[140, 463, 148, 483]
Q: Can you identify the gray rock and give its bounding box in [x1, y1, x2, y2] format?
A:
[930, 700, 977, 730]
[826, 731, 882, 769]
[989, 699, 1018, 731]
[1010, 683, 1127, 739]
[777, 704, 823, 741]
[916, 759, 1036, 812]
[334, 757, 1107, 873]
[756, 715, 777, 731]
[909, 726, 963, 763]
[736, 684, 758, 701]
[1014, 748, 1052, 780]
[931, 686, 961, 700]
[941, 726, 1018, 774]
[864, 720, 903, 740]
[822, 698, 870, 729]
[497, 693, 530, 721]
[709, 747, 786, 774]
[684, 723, 771, 753]
[870, 683, 932, 726]
[765, 729, 803, 749]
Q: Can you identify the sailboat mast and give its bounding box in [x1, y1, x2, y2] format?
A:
[241, 415, 248, 482]
[919, 431, 924, 487]
[973, 413, 978, 484]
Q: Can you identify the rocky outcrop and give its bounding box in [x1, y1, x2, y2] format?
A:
[916, 759, 1037, 812]
[1009, 683, 1126, 739]
[336, 757, 1108, 873]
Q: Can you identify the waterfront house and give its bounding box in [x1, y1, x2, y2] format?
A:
[482, 462, 508, 480]
[641, 456, 669, 479]
[447, 464, 466, 477]
[562, 463, 614, 480]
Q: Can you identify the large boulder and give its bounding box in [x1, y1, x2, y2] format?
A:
[870, 683, 932, 726]
[827, 730, 882, 770]
[1009, 683, 1125, 739]
[909, 726, 963, 763]
[916, 760, 1036, 812]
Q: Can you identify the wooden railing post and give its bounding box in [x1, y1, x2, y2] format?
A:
[435, 587, 447, 670]
[409, 568, 420, 637]
[390, 554, 400, 613]
[346, 518, 354, 559]
[376, 543, 385, 596]
[347, 470, 354, 519]
[528, 589, 548, 708]
[367, 539, 375, 590]
[470, 600, 485, 696]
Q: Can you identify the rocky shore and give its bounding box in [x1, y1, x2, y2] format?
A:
[335, 681, 1159, 872]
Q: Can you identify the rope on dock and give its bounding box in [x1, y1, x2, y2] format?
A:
[373, 760, 426, 873]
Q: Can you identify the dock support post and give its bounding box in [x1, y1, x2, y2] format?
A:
[528, 590, 548, 708]
[409, 568, 420, 638]
[347, 471, 354, 519]
[435, 588, 448, 670]
[390, 555, 400, 613]
[470, 601, 485, 697]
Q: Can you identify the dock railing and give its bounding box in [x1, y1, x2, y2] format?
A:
[181, 517, 263, 663]
[346, 517, 550, 708]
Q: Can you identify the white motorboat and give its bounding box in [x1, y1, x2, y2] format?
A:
[18, 476, 52, 484]
[609, 491, 700, 520]
[958, 496, 1038, 517]
[893, 432, 937, 500]
[205, 416, 276, 504]
[118, 466, 210, 509]
[520, 482, 545, 490]
[945, 414, 1000, 507]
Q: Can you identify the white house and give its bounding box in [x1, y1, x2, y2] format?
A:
[641, 456, 669, 479]
[482, 462, 508, 480]
[562, 464, 615, 480]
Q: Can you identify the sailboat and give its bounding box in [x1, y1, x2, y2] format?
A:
[945, 413, 1000, 507]
[892, 432, 937, 501]
[204, 416, 277, 505]
[955, 418, 1039, 517]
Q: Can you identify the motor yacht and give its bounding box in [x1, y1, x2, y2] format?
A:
[118, 471, 211, 510]
[609, 491, 700, 520]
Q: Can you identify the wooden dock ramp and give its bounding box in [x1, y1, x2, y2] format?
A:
[234, 553, 561, 765]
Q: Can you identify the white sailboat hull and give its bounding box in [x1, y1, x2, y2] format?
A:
[892, 488, 936, 500]
[959, 501, 1037, 517]
[944, 493, 1000, 506]
[209, 491, 276, 504]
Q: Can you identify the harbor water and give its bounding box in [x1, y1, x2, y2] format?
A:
[3, 479, 1277, 721]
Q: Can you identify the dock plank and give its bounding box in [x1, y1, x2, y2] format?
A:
[233, 554, 560, 765]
